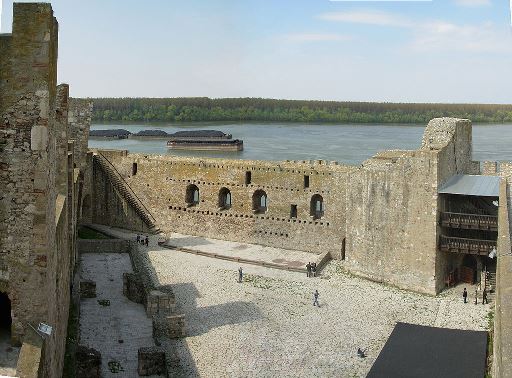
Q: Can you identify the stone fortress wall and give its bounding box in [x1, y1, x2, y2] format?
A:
[92, 150, 354, 256]
[91, 118, 479, 295]
[0, 4, 92, 377]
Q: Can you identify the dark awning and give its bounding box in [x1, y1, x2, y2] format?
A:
[367, 322, 488, 378]
[439, 174, 500, 197]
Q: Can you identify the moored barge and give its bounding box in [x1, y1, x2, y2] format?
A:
[167, 130, 243, 151]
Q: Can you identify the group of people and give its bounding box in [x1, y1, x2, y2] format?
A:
[136, 234, 149, 247]
[306, 262, 317, 277]
[462, 287, 489, 304]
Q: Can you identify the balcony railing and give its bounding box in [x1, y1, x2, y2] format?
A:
[440, 212, 498, 232]
[440, 235, 497, 255]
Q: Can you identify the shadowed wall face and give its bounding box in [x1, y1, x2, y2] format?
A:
[0, 3, 92, 377]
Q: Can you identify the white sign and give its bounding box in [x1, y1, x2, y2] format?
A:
[37, 323, 53, 336]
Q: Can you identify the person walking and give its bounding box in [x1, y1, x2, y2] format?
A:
[312, 262, 317, 277]
[145, 236, 149, 247]
[136, 234, 141, 244]
[483, 288, 488, 304]
[475, 287, 478, 305]
[313, 290, 320, 307]
[463, 287, 468, 303]
[238, 267, 243, 283]
[306, 262, 311, 278]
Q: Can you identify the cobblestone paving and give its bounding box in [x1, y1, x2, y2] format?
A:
[85, 226, 492, 377]
[79, 253, 160, 378]
[147, 251, 491, 378]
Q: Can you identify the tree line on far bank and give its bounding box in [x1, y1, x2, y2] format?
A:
[89, 97, 512, 124]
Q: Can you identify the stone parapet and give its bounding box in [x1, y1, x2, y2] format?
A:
[78, 239, 130, 254]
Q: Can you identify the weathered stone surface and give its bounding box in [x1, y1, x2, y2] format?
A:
[146, 290, 175, 316]
[123, 272, 144, 303]
[153, 314, 186, 339]
[137, 347, 167, 376]
[78, 239, 130, 254]
[75, 346, 101, 378]
[0, 4, 92, 377]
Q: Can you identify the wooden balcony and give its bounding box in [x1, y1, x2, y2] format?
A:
[440, 235, 497, 256]
[440, 212, 498, 232]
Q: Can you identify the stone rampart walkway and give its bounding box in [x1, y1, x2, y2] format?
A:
[88, 225, 320, 271]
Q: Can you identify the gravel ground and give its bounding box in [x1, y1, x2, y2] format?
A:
[84, 226, 491, 378]
[145, 249, 491, 378]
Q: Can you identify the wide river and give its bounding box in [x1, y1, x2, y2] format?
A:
[89, 122, 512, 165]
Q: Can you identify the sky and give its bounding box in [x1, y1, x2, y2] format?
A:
[1, 0, 512, 103]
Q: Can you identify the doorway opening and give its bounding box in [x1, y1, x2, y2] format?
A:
[0, 292, 12, 337]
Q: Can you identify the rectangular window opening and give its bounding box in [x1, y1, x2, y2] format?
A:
[245, 171, 252, 185]
[304, 175, 310, 188]
[132, 162, 138, 176]
[290, 204, 297, 218]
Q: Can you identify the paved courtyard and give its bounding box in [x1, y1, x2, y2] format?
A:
[0, 330, 19, 377]
[80, 253, 159, 378]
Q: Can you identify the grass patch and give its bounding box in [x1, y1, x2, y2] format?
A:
[78, 226, 111, 239]
[97, 299, 111, 306]
[108, 360, 124, 373]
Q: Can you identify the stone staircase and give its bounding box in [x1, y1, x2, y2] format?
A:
[93, 153, 160, 234]
[486, 270, 497, 303]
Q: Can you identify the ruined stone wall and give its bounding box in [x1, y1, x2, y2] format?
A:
[69, 99, 93, 172]
[493, 177, 512, 378]
[0, 4, 93, 377]
[95, 150, 354, 256]
[345, 118, 475, 294]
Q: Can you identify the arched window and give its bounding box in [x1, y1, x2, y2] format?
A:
[252, 190, 268, 214]
[310, 194, 324, 219]
[219, 188, 232, 210]
[186, 184, 199, 206]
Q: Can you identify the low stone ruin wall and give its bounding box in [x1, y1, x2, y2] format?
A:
[125, 243, 185, 375]
[78, 239, 130, 254]
[75, 346, 101, 378]
[123, 272, 144, 304]
[137, 347, 167, 376]
[153, 314, 186, 339]
[80, 280, 96, 298]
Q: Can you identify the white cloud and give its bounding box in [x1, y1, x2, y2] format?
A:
[411, 21, 512, 53]
[454, 0, 491, 7]
[319, 10, 512, 54]
[284, 33, 352, 42]
[318, 10, 413, 28]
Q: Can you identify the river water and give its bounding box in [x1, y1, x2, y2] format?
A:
[88, 122, 512, 165]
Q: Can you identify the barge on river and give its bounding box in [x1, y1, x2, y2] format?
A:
[167, 130, 243, 151]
